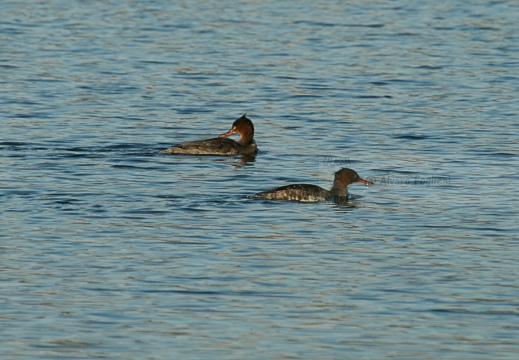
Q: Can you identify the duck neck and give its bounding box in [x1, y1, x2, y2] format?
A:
[330, 180, 348, 198]
[238, 131, 254, 146]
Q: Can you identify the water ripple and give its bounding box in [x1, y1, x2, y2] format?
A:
[1, 0, 519, 359]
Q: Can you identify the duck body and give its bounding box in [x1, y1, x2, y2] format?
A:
[250, 168, 372, 203]
[160, 114, 257, 156]
[159, 137, 257, 155]
[250, 184, 331, 202]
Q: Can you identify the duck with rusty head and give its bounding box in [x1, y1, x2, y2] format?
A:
[159, 114, 257, 156]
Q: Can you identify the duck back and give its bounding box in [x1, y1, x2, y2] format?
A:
[160, 137, 250, 155]
[250, 184, 330, 202]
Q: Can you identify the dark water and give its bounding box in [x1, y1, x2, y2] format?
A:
[2, 1, 518, 358]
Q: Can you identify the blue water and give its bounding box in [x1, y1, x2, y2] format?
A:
[2, 1, 518, 358]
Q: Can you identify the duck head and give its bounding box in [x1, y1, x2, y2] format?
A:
[334, 168, 373, 187]
[218, 114, 255, 146]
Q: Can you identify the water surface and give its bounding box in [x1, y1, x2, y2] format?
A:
[1, 0, 518, 358]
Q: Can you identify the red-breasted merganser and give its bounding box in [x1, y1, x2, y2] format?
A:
[250, 168, 373, 203]
[159, 114, 257, 156]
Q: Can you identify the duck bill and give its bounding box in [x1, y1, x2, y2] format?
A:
[358, 178, 374, 185]
[218, 128, 236, 138]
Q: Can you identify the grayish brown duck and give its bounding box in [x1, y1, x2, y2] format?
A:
[250, 168, 373, 203]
